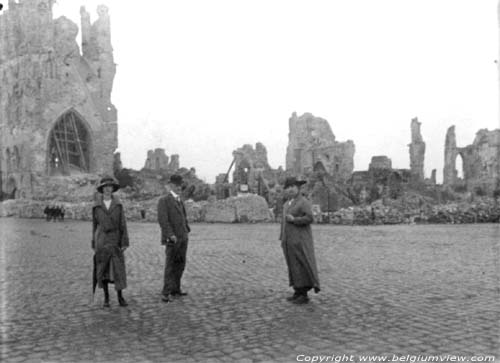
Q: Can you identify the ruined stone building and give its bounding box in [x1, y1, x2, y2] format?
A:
[215, 142, 281, 200]
[0, 1, 117, 199]
[143, 148, 179, 172]
[443, 126, 500, 194]
[286, 112, 355, 182]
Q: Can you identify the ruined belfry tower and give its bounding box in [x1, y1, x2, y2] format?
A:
[0, 0, 117, 199]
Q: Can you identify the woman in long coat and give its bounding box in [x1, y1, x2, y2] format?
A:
[92, 176, 129, 307]
[279, 177, 320, 304]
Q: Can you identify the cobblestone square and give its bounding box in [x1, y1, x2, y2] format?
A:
[1, 219, 499, 362]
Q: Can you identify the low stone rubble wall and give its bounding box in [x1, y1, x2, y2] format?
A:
[0, 194, 273, 223]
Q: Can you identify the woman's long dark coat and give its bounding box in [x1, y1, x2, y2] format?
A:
[279, 194, 320, 292]
[92, 195, 129, 291]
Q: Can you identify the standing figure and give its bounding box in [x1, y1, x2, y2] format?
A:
[280, 177, 320, 304]
[92, 176, 129, 308]
[59, 205, 65, 221]
[157, 174, 191, 303]
[44, 205, 50, 221]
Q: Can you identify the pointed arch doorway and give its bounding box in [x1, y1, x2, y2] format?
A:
[48, 110, 91, 176]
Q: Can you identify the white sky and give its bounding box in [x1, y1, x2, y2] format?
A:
[49, 0, 500, 183]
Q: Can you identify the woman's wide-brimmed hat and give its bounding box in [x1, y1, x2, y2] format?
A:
[96, 175, 120, 193]
[283, 177, 307, 189]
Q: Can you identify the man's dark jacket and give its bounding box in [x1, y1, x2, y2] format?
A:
[157, 193, 190, 244]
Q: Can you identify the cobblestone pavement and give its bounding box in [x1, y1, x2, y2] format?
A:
[0, 219, 499, 362]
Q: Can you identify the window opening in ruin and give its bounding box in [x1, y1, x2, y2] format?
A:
[5, 177, 17, 200]
[48, 111, 90, 175]
[456, 154, 464, 180]
[313, 161, 326, 173]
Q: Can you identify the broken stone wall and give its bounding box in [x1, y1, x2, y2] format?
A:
[369, 156, 392, 170]
[232, 142, 271, 191]
[144, 148, 169, 170]
[0, 1, 117, 199]
[285, 112, 354, 182]
[443, 127, 500, 194]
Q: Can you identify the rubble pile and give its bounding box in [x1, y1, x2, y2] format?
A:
[326, 197, 500, 225]
[32, 175, 99, 202]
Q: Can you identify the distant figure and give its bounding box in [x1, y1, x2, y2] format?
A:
[279, 177, 320, 304]
[157, 175, 191, 303]
[140, 209, 146, 219]
[44, 205, 51, 221]
[92, 176, 129, 308]
[59, 205, 65, 221]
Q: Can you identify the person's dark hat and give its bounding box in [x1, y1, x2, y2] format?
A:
[96, 175, 120, 193]
[168, 174, 183, 186]
[283, 177, 307, 189]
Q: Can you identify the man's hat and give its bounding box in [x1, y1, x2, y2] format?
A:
[283, 177, 307, 189]
[168, 174, 183, 186]
[96, 175, 120, 193]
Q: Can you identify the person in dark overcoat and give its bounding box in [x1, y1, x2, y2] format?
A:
[92, 176, 129, 307]
[157, 174, 191, 302]
[279, 177, 320, 304]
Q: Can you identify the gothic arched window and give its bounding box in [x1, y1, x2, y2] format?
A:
[48, 110, 90, 175]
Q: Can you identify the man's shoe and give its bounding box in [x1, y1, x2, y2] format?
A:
[103, 300, 110, 308]
[286, 294, 299, 301]
[118, 297, 128, 307]
[292, 295, 310, 304]
[161, 294, 172, 303]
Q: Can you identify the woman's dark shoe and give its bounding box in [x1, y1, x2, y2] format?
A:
[103, 299, 110, 308]
[118, 296, 128, 307]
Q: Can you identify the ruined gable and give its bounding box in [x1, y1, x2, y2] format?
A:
[0, 1, 117, 199]
[285, 112, 354, 182]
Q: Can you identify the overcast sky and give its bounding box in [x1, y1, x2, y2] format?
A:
[50, 0, 500, 183]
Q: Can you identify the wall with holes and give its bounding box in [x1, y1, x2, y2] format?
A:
[0, 1, 117, 198]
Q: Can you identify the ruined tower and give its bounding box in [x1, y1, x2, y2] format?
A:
[443, 126, 458, 187]
[0, 1, 117, 199]
[408, 117, 425, 182]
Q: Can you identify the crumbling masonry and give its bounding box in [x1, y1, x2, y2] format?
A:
[286, 112, 355, 182]
[443, 126, 500, 194]
[0, 1, 117, 199]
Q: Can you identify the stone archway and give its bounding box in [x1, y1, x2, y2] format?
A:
[48, 110, 91, 175]
[313, 161, 327, 173]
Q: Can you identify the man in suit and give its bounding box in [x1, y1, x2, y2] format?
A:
[158, 174, 191, 302]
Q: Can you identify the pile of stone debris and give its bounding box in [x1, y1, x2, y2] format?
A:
[320, 196, 500, 225]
